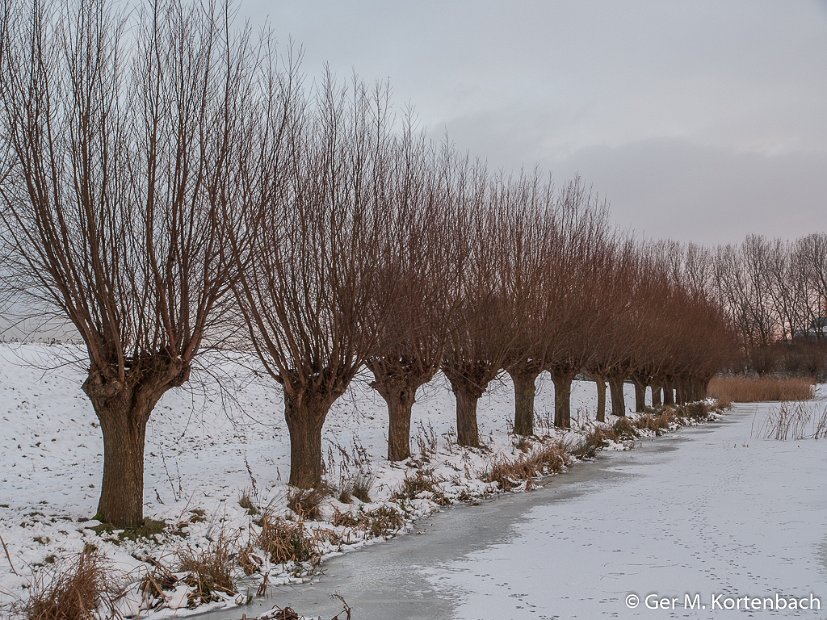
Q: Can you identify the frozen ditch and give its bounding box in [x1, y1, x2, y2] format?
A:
[198, 405, 827, 620]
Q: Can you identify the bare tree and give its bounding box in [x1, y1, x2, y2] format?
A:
[0, 0, 253, 526]
[366, 129, 457, 461]
[232, 73, 393, 488]
[441, 164, 515, 448]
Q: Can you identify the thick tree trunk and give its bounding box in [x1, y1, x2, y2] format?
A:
[651, 382, 662, 408]
[663, 382, 675, 405]
[551, 370, 575, 429]
[285, 394, 329, 489]
[83, 357, 187, 528]
[373, 381, 418, 461]
[508, 369, 539, 436]
[454, 387, 481, 447]
[595, 375, 607, 422]
[95, 403, 150, 528]
[609, 375, 626, 417]
[444, 367, 490, 448]
[633, 380, 646, 413]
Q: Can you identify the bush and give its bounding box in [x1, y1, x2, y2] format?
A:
[708, 375, 814, 403]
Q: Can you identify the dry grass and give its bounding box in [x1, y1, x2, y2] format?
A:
[634, 409, 677, 435]
[177, 531, 237, 606]
[486, 441, 569, 490]
[762, 402, 827, 440]
[22, 547, 121, 620]
[393, 469, 448, 504]
[238, 488, 259, 515]
[256, 514, 318, 565]
[332, 505, 404, 538]
[571, 427, 618, 459]
[351, 473, 374, 503]
[612, 416, 639, 440]
[708, 375, 814, 403]
[286, 487, 326, 520]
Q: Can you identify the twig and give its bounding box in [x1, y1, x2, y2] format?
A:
[0, 533, 19, 576]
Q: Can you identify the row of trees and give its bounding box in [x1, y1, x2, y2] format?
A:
[0, 0, 735, 527]
[712, 235, 827, 375]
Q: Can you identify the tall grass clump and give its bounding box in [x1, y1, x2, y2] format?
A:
[22, 548, 121, 619]
[486, 442, 569, 489]
[177, 532, 238, 606]
[762, 402, 827, 440]
[708, 375, 814, 403]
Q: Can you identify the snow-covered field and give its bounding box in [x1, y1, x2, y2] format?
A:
[0, 343, 647, 616]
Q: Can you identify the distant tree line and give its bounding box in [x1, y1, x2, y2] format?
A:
[0, 0, 735, 527]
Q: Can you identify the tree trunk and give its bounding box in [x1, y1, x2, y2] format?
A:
[651, 383, 662, 408]
[82, 358, 186, 528]
[663, 382, 675, 405]
[551, 370, 575, 429]
[633, 380, 646, 413]
[609, 375, 626, 417]
[595, 375, 607, 422]
[454, 387, 481, 447]
[675, 380, 686, 405]
[508, 369, 539, 436]
[285, 394, 329, 489]
[444, 367, 489, 448]
[95, 402, 150, 528]
[374, 381, 418, 461]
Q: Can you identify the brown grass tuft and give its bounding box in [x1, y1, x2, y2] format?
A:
[23, 547, 120, 620]
[612, 416, 639, 440]
[287, 487, 326, 520]
[708, 375, 814, 403]
[256, 514, 318, 565]
[634, 409, 677, 435]
[486, 441, 569, 489]
[393, 469, 448, 504]
[572, 427, 618, 458]
[177, 531, 237, 606]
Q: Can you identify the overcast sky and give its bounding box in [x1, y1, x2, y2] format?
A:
[236, 0, 827, 245]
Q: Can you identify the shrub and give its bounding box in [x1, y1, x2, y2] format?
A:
[23, 547, 120, 620]
[364, 506, 405, 538]
[708, 375, 814, 403]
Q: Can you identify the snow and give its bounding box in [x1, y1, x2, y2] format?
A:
[422, 398, 827, 619]
[0, 342, 641, 615]
[193, 396, 827, 620]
